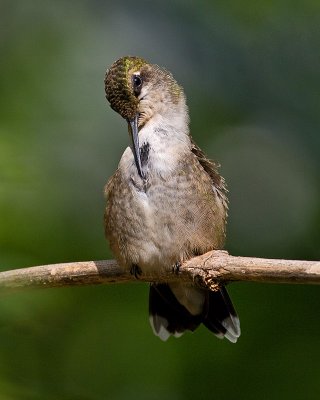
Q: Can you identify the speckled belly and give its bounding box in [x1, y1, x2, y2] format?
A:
[105, 169, 223, 274]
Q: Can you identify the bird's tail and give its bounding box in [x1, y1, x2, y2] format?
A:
[149, 283, 240, 343]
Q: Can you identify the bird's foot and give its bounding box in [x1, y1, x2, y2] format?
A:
[130, 264, 142, 279]
[172, 262, 181, 275]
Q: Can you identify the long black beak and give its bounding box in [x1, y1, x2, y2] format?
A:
[128, 116, 145, 180]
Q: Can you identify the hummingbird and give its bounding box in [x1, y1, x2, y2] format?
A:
[104, 56, 240, 343]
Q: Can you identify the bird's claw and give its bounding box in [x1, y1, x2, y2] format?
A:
[172, 262, 181, 274]
[130, 264, 142, 279]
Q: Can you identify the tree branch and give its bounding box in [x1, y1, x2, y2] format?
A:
[0, 250, 319, 292]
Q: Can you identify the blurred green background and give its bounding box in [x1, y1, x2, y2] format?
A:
[1, 1, 320, 399]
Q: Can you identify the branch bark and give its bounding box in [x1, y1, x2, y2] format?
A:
[0, 250, 319, 292]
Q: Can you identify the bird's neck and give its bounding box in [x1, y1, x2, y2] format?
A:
[139, 97, 190, 146]
[137, 102, 191, 176]
[119, 100, 191, 179]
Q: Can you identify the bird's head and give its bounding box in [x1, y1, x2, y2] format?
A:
[104, 56, 186, 178]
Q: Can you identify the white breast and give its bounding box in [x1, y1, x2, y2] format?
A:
[118, 116, 192, 272]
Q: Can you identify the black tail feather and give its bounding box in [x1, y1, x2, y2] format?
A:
[149, 283, 201, 341]
[202, 286, 240, 343]
[149, 283, 240, 342]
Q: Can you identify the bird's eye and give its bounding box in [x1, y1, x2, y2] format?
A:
[132, 74, 143, 96]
